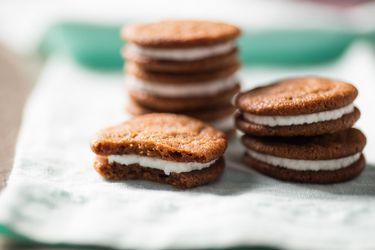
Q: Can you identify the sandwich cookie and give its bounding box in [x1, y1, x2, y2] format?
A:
[91, 113, 227, 188]
[126, 62, 240, 111]
[242, 128, 366, 183]
[126, 100, 236, 136]
[235, 76, 360, 136]
[122, 20, 241, 73]
[123, 47, 238, 73]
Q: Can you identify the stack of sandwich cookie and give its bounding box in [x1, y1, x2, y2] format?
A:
[91, 113, 227, 188]
[235, 76, 366, 183]
[122, 20, 241, 135]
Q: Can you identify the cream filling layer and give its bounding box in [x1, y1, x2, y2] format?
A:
[246, 149, 360, 171]
[108, 154, 217, 175]
[243, 103, 354, 127]
[126, 40, 236, 61]
[126, 74, 238, 98]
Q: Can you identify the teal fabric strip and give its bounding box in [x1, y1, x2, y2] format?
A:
[239, 30, 355, 65]
[0, 224, 33, 242]
[38, 22, 369, 70]
[0, 224, 280, 250]
[39, 22, 124, 70]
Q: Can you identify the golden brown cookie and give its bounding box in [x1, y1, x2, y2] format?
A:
[235, 76, 359, 136]
[242, 128, 366, 160]
[94, 156, 225, 189]
[125, 62, 239, 84]
[122, 20, 241, 47]
[243, 154, 365, 184]
[123, 47, 239, 73]
[129, 84, 240, 112]
[241, 128, 366, 183]
[91, 113, 227, 188]
[235, 108, 360, 137]
[236, 76, 357, 115]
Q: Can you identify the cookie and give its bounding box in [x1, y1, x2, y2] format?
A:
[235, 108, 360, 137]
[126, 100, 236, 134]
[125, 62, 240, 109]
[241, 128, 366, 183]
[129, 83, 240, 112]
[235, 76, 359, 136]
[125, 61, 239, 83]
[94, 156, 225, 189]
[243, 155, 365, 184]
[123, 47, 239, 73]
[122, 20, 240, 73]
[122, 20, 241, 48]
[91, 113, 227, 188]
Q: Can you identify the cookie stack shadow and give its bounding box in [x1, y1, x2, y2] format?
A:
[234, 76, 367, 184]
[121, 20, 242, 136]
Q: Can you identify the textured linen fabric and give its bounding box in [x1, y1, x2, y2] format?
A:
[0, 55, 375, 250]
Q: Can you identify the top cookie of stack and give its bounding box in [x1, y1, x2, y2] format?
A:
[235, 76, 360, 137]
[123, 19, 240, 72]
[121, 20, 241, 135]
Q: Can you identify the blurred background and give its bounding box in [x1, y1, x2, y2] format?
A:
[1, 0, 375, 248]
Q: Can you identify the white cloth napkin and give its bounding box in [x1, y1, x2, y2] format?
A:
[0, 52, 375, 250]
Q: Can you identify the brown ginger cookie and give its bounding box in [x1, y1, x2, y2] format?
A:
[122, 20, 241, 48]
[91, 113, 227, 161]
[128, 83, 240, 112]
[94, 156, 225, 189]
[125, 61, 239, 84]
[235, 76, 359, 136]
[123, 47, 239, 73]
[242, 128, 366, 160]
[236, 76, 358, 116]
[243, 154, 365, 184]
[91, 113, 227, 188]
[241, 128, 366, 183]
[235, 108, 360, 137]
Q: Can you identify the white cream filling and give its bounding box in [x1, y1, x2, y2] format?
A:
[246, 149, 360, 171]
[211, 115, 234, 131]
[243, 103, 354, 127]
[108, 154, 216, 175]
[126, 40, 236, 61]
[126, 74, 238, 98]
